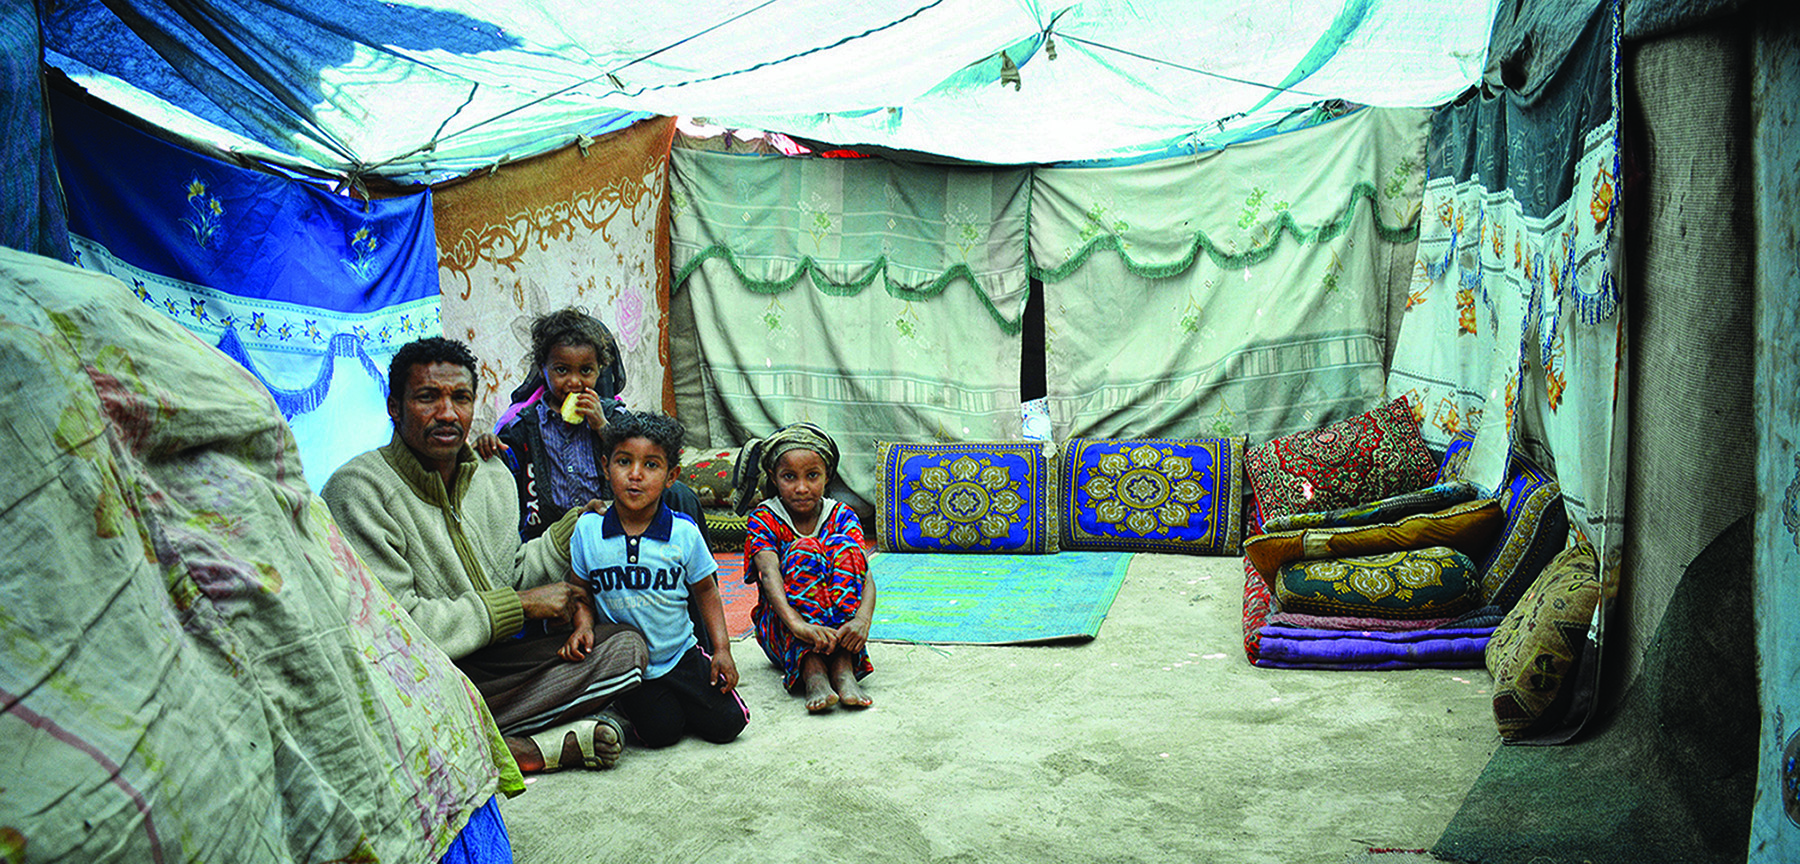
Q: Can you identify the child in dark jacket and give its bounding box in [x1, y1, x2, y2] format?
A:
[482, 308, 705, 541]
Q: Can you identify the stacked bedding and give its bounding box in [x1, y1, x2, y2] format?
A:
[1243, 556, 1500, 670]
[1237, 400, 1567, 671]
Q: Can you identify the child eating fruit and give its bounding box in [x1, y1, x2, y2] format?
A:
[484, 308, 706, 541]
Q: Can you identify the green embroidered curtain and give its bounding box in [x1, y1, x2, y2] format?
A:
[1031, 107, 1429, 443]
[669, 149, 1030, 498]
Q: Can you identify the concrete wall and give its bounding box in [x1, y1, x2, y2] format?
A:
[1618, 18, 1758, 693]
[1749, 2, 1800, 858]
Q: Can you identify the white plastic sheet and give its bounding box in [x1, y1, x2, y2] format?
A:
[43, 0, 1496, 180]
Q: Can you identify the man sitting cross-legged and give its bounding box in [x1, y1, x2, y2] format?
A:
[323, 336, 647, 772]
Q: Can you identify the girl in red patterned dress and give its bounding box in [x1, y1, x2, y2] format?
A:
[735, 423, 875, 712]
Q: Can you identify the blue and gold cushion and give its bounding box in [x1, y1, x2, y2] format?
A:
[1274, 546, 1483, 620]
[875, 441, 1058, 554]
[1058, 437, 1244, 555]
[1436, 427, 1478, 483]
[1480, 451, 1568, 611]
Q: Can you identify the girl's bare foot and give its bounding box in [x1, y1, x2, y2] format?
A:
[830, 654, 872, 709]
[801, 655, 837, 713]
[835, 677, 872, 709]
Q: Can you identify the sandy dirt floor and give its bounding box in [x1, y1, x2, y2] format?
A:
[499, 553, 1500, 864]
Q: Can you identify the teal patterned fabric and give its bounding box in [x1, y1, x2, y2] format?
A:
[670, 149, 1031, 501]
[876, 442, 1058, 554]
[1032, 108, 1427, 447]
[1275, 546, 1483, 620]
[1059, 437, 1244, 556]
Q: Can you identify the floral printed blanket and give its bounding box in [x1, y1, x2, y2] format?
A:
[0, 247, 518, 863]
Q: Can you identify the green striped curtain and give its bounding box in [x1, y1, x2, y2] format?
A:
[670, 149, 1031, 499]
[1031, 107, 1429, 444]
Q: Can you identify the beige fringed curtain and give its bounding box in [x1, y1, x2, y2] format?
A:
[1387, 1, 1625, 741]
[1031, 107, 1429, 445]
[669, 148, 1031, 499]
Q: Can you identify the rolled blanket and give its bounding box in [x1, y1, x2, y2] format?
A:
[1252, 625, 1494, 671]
[1242, 556, 1273, 662]
[1264, 611, 1460, 631]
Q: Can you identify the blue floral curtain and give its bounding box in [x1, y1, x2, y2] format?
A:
[51, 87, 442, 490]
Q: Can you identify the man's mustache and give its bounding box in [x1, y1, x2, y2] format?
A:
[427, 422, 464, 435]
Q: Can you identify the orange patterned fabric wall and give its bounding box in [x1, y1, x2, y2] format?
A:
[435, 116, 677, 431]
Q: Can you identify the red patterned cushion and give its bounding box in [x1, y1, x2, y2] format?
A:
[678, 448, 738, 509]
[1244, 397, 1436, 522]
[1242, 555, 1273, 662]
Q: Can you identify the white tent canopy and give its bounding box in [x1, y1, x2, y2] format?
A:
[43, 0, 1496, 182]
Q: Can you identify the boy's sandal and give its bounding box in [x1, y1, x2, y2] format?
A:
[527, 715, 624, 771]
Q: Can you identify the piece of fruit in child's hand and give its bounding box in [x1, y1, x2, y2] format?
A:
[560, 393, 582, 424]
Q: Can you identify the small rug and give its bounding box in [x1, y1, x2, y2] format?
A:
[710, 551, 756, 640]
[867, 552, 1134, 645]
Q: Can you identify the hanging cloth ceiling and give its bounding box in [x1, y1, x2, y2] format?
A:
[41, 0, 1496, 183]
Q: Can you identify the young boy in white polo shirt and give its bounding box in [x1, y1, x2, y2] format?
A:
[559, 411, 746, 747]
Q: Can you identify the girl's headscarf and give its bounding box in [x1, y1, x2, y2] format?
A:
[731, 422, 839, 514]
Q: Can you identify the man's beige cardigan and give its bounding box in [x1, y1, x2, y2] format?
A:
[322, 435, 581, 660]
